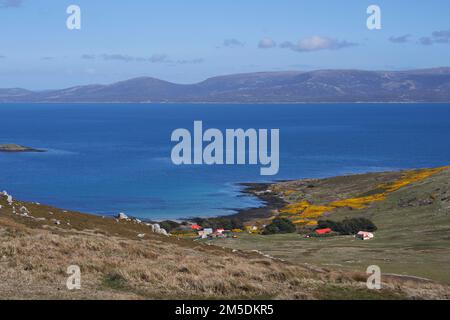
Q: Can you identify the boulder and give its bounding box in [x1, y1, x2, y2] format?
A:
[117, 212, 129, 220]
[158, 228, 168, 236]
[6, 195, 13, 206]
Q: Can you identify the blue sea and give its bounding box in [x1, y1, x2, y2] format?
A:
[1, 103, 450, 220]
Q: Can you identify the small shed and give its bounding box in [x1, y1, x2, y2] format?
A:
[356, 231, 374, 240]
[203, 228, 213, 235]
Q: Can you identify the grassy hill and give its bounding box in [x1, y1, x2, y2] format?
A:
[213, 167, 450, 287]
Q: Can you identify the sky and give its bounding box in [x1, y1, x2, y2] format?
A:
[1, 0, 450, 89]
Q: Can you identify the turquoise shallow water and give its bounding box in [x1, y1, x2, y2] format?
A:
[1, 103, 450, 220]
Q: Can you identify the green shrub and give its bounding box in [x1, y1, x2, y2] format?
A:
[159, 220, 181, 233]
[262, 218, 296, 235]
[317, 217, 377, 235]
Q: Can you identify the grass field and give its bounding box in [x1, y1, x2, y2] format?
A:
[212, 167, 450, 285]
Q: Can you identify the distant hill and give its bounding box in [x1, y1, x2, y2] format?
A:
[2, 68, 450, 103]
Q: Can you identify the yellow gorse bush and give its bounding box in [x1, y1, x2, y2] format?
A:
[279, 201, 310, 214]
[378, 166, 450, 193]
[278, 166, 449, 227]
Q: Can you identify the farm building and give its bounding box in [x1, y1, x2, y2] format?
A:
[191, 224, 202, 231]
[355, 231, 374, 240]
[198, 228, 213, 238]
[315, 228, 332, 235]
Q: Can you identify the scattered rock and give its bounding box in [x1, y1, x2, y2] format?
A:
[7, 195, 13, 206]
[118, 212, 129, 220]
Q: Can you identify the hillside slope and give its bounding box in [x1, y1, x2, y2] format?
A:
[1, 186, 448, 299]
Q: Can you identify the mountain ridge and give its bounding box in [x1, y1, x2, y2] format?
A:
[2, 68, 450, 103]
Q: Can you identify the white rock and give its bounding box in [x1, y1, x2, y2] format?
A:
[118, 212, 128, 220]
[137, 234, 145, 238]
[6, 195, 13, 205]
[153, 224, 161, 233]
[158, 228, 168, 236]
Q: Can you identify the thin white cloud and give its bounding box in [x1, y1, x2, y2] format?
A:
[176, 58, 204, 65]
[81, 54, 96, 60]
[420, 29, 450, 45]
[223, 38, 245, 48]
[280, 36, 357, 52]
[389, 34, 412, 44]
[258, 38, 277, 49]
[80, 54, 203, 65]
[0, 0, 22, 8]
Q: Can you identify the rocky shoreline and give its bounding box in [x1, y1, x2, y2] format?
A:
[225, 182, 287, 222]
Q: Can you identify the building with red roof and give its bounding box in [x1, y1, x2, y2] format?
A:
[315, 228, 332, 235]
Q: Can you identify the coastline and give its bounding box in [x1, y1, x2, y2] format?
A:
[223, 182, 287, 222]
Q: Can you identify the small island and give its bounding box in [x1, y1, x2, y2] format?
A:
[0, 144, 45, 153]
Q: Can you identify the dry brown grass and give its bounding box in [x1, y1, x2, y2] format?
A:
[1, 194, 449, 300]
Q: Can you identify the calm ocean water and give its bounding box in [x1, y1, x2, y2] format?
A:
[1, 103, 450, 220]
